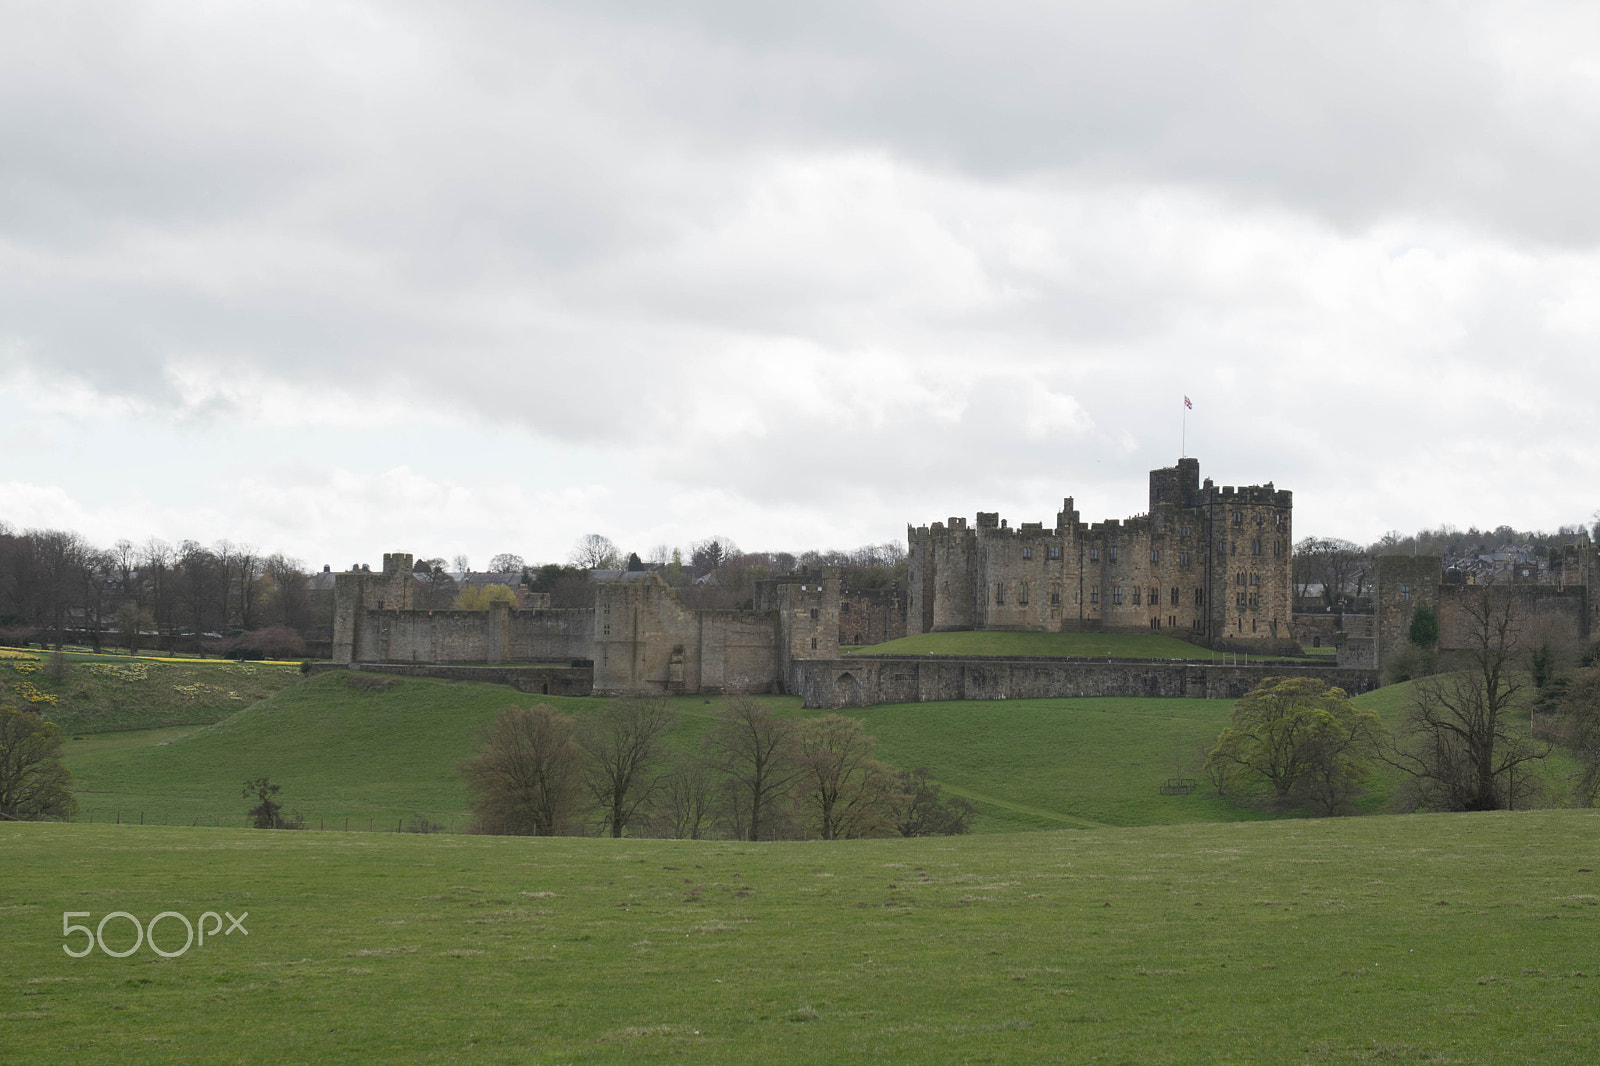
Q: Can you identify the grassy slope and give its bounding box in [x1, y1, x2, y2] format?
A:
[5, 812, 1600, 1064]
[846, 629, 1303, 659]
[0, 648, 302, 734]
[64, 674, 1260, 831]
[65, 671, 1571, 833]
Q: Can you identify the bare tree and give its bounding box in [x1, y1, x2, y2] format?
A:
[1293, 537, 1369, 608]
[488, 553, 526, 574]
[570, 534, 621, 571]
[653, 753, 715, 839]
[1386, 594, 1549, 811]
[796, 715, 904, 839]
[576, 698, 678, 837]
[461, 706, 583, 835]
[704, 696, 803, 841]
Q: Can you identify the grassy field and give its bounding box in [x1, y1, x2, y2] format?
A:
[845, 630, 1300, 659]
[1, 646, 303, 734]
[61, 671, 1570, 834]
[61, 674, 1272, 832]
[5, 812, 1600, 1064]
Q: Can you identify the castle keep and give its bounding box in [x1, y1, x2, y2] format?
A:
[908, 459, 1295, 650]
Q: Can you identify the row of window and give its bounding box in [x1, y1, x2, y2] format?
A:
[1085, 587, 1206, 607]
[1009, 541, 1283, 563]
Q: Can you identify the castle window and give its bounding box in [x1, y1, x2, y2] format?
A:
[996, 582, 1005, 605]
[811, 638, 817, 650]
[1113, 586, 1123, 605]
[1237, 592, 1247, 609]
[1180, 525, 1192, 537]
[1232, 511, 1243, 525]
[1230, 540, 1237, 555]
[841, 602, 852, 614]
[1251, 539, 1261, 556]
[602, 624, 611, 636]
[1170, 586, 1179, 606]
[1249, 592, 1260, 608]
[1132, 587, 1141, 606]
[1150, 550, 1159, 564]
[1049, 544, 1061, 560]
[1109, 546, 1118, 563]
[810, 608, 819, 620]
[1252, 618, 1257, 632]
[1275, 539, 1282, 556]
[1019, 582, 1029, 605]
[1023, 546, 1033, 560]
[1236, 572, 1245, 587]
[1401, 584, 1411, 601]
[1249, 572, 1258, 586]
[1179, 551, 1190, 567]
[1090, 547, 1099, 562]
[1050, 586, 1061, 606]
[1090, 589, 1099, 605]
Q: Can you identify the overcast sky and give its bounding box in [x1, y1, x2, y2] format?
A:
[4, 1, 1600, 570]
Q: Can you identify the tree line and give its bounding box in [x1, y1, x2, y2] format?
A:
[0, 523, 323, 656]
[459, 697, 974, 840]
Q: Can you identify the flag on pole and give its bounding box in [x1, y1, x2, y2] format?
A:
[1184, 396, 1192, 409]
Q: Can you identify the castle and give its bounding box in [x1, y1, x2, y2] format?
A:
[329, 458, 1395, 705]
[908, 458, 1296, 651]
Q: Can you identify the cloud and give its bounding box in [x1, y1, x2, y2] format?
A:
[4, 2, 1600, 563]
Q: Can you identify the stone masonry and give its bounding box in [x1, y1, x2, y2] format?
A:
[907, 458, 1296, 651]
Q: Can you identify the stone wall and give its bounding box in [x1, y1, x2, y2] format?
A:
[1373, 555, 1444, 670]
[348, 603, 592, 665]
[1372, 554, 1592, 671]
[309, 661, 592, 696]
[1293, 612, 1374, 647]
[593, 572, 783, 696]
[838, 588, 907, 646]
[792, 655, 1378, 709]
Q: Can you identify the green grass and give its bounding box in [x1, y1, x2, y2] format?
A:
[6, 812, 1600, 1063]
[63, 672, 1571, 834]
[1, 647, 303, 735]
[61, 674, 1263, 832]
[847, 630, 1289, 659]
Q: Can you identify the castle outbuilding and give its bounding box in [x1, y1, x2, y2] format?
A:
[907, 458, 1297, 652]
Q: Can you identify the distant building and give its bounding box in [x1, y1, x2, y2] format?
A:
[907, 458, 1295, 651]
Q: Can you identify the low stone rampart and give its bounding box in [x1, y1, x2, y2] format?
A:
[308, 661, 593, 696]
[791, 655, 1379, 709]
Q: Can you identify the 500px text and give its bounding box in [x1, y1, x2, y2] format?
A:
[62, 911, 249, 958]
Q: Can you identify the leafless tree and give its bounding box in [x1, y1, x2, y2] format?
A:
[488, 553, 526, 574]
[704, 696, 803, 841]
[796, 715, 904, 839]
[653, 753, 716, 839]
[570, 534, 621, 570]
[576, 698, 678, 837]
[1386, 594, 1549, 811]
[461, 706, 584, 835]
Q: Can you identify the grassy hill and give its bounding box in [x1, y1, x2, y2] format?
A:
[1, 647, 303, 734]
[66, 670, 1559, 834]
[6, 812, 1600, 1063]
[63, 673, 1276, 832]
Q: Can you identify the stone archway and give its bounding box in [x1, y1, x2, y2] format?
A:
[832, 671, 863, 708]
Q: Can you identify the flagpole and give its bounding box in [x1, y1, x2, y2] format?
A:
[1182, 402, 1186, 458]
